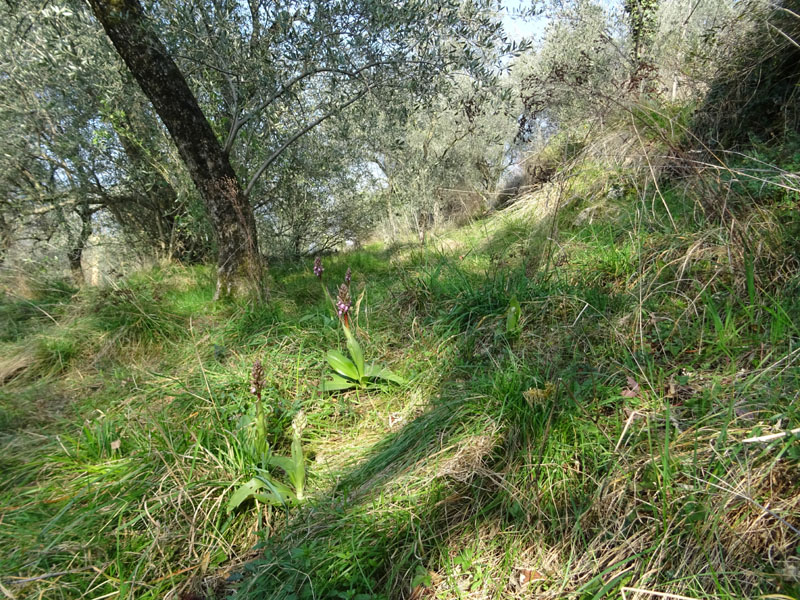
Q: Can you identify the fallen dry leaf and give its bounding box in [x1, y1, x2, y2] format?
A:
[621, 376, 639, 398]
[508, 566, 545, 591]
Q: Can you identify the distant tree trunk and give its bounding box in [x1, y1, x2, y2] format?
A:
[0, 212, 12, 267]
[88, 0, 265, 300]
[67, 202, 93, 286]
[416, 209, 434, 245]
[624, 0, 658, 65]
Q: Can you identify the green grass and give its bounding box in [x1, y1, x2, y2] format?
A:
[2, 152, 799, 600]
[0, 277, 76, 342]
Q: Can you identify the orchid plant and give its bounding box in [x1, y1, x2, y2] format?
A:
[320, 323, 405, 391]
[227, 362, 307, 513]
[313, 258, 405, 392]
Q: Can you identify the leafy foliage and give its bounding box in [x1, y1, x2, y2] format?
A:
[504, 295, 523, 337]
[320, 326, 405, 392]
[227, 362, 308, 513]
[227, 422, 307, 512]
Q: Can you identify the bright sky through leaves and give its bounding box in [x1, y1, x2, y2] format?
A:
[501, 0, 547, 42]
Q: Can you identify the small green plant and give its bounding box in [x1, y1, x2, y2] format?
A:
[227, 411, 307, 512]
[249, 359, 269, 459]
[320, 325, 405, 392]
[314, 260, 404, 392]
[227, 362, 308, 512]
[504, 295, 522, 337]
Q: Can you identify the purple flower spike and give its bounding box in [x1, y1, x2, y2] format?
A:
[344, 267, 352, 286]
[251, 360, 265, 399]
[336, 283, 352, 326]
[313, 256, 324, 279]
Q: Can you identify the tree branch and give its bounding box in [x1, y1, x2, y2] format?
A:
[244, 87, 369, 197]
[224, 62, 386, 152]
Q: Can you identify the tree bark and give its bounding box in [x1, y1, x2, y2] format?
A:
[67, 202, 93, 286]
[88, 0, 265, 300]
[0, 212, 12, 267]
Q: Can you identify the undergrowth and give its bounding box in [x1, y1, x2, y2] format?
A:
[1, 130, 799, 600]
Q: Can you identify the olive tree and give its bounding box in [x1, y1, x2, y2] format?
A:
[0, 1, 209, 281]
[360, 77, 522, 243]
[86, 0, 512, 297]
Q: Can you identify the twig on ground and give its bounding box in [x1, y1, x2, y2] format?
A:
[741, 427, 800, 444]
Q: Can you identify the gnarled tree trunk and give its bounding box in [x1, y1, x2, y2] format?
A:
[67, 201, 94, 286]
[88, 0, 265, 300]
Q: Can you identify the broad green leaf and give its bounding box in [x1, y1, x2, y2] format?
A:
[266, 454, 294, 476]
[365, 363, 405, 385]
[326, 349, 359, 380]
[266, 452, 306, 498]
[253, 472, 295, 504]
[505, 295, 522, 335]
[377, 368, 405, 385]
[227, 477, 286, 512]
[320, 373, 358, 392]
[344, 327, 365, 378]
[291, 432, 305, 500]
[227, 478, 266, 513]
[227, 474, 296, 513]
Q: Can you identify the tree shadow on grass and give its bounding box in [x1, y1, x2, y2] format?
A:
[233, 351, 612, 599]
[229, 234, 641, 599]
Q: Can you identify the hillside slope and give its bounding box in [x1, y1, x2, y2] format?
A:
[1, 132, 799, 599]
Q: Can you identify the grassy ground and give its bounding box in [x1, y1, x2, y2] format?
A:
[1, 150, 799, 599]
